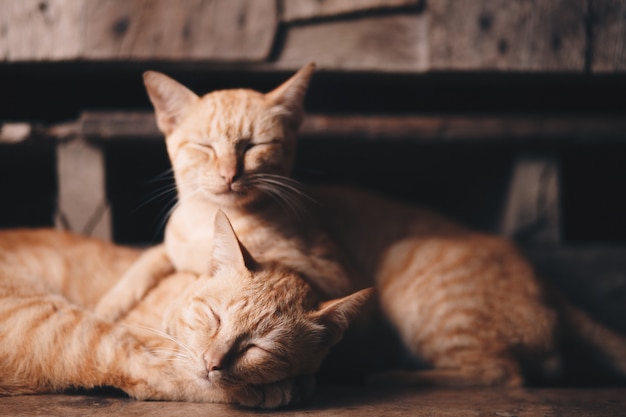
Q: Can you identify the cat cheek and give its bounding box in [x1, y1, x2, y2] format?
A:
[245, 151, 284, 173]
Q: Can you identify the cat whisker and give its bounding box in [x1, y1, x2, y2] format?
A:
[252, 182, 302, 216]
[150, 349, 190, 361]
[145, 167, 175, 184]
[127, 324, 196, 360]
[154, 183, 211, 237]
[245, 173, 316, 219]
[154, 199, 180, 235]
[150, 347, 188, 356]
[257, 174, 317, 203]
[153, 184, 206, 234]
[133, 184, 179, 213]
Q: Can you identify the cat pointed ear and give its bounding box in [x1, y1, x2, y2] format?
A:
[143, 71, 199, 136]
[265, 62, 315, 129]
[212, 210, 247, 272]
[312, 287, 376, 347]
[211, 210, 258, 273]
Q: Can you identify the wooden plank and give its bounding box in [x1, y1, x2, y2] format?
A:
[501, 155, 560, 243]
[0, 0, 84, 61]
[301, 114, 626, 142]
[0, 388, 625, 417]
[55, 137, 111, 241]
[47, 112, 626, 144]
[282, 0, 423, 22]
[84, 0, 277, 61]
[79, 112, 160, 140]
[428, 0, 587, 71]
[276, 13, 429, 71]
[591, 0, 626, 72]
[0, 123, 32, 143]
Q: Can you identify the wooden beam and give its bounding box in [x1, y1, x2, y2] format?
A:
[84, 0, 277, 61]
[55, 137, 111, 240]
[591, 0, 626, 72]
[428, 0, 587, 71]
[0, 0, 84, 61]
[47, 112, 626, 144]
[300, 114, 626, 142]
[0, 0, 278, 62]
[2, 0, 622, 74]
[275, 13, 429, 72]
[281, 0, 423, 22]
[0, 123, 32, 143]
[79, 112, 160, 140]
[501, 155, 560, 243]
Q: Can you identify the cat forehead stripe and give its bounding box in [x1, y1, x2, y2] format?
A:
[202, 90, 262, 141]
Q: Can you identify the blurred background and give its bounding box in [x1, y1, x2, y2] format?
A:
[0, 0, 625, 336]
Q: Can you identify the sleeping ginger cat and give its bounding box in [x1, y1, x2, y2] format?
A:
[96, 64, 626, 386]
[96, 63, 356, 322]
[314, 186, 626, 386]
[0, 211, 373, 407]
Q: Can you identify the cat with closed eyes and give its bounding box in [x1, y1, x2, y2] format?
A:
[95, 64, 626, 387]
[0, 211, 373, 408]
[96, 63, 358, 322]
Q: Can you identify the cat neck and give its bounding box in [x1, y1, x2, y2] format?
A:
[176, 192, 299, 225]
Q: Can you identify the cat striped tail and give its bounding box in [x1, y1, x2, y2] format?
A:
[559, 296, 626, 382]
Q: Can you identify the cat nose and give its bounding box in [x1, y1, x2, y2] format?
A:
[205, 355, 223, 372]
[218, 160, 241, 186]
[220, 171, 241, 186]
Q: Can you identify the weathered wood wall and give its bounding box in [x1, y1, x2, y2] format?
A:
[1, 0, 625, 72]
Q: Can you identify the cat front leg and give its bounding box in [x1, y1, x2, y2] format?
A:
[367, 358, 524, 388]
[95, 244, 174, 321]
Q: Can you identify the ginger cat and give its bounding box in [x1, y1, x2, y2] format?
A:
[0, 211, 373, 408]
[96, 63, 356, 321]
[94, 63, 626, 387]
[313, 186, 626, 387]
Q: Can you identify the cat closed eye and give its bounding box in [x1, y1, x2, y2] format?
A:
[190, 142, 214, 152]
[241, 344, 270, 358]
[244, 140, 279, 151]
[203, 306, 221, 329]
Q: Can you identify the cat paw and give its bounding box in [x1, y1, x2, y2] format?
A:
[234, 374, 316, 409]
[94, 291, 133, 321]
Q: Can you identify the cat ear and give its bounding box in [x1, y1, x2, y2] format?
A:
[312, 287, 376, 347]
[265, 62, 316, 129]
[211, 210, 247, 273]
[143, 71, 199, 136]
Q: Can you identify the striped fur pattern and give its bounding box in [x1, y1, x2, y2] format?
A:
[0, 213, 373, 407]
[92, 64, 626, 387]
[313, 186, 626, 386]
[96, 63, 356, 322]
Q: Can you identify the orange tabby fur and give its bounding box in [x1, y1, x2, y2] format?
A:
[314, 186, 626, 386]
[96, 64, 356, 321]
[0, 212, 373, 407]
[95, 64, 626, 387]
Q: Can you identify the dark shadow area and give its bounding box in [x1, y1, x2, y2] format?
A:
[2, 63, 626, 123]
[0, 138, 57, 229]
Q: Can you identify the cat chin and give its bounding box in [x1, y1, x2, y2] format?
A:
[203, 190, 263, 208]
[207, 373, 241, 390]
[206, 194, 252, 208]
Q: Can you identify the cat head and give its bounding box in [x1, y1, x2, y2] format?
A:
[165, 210, 374, 389]
[143, 64, 315, 208]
